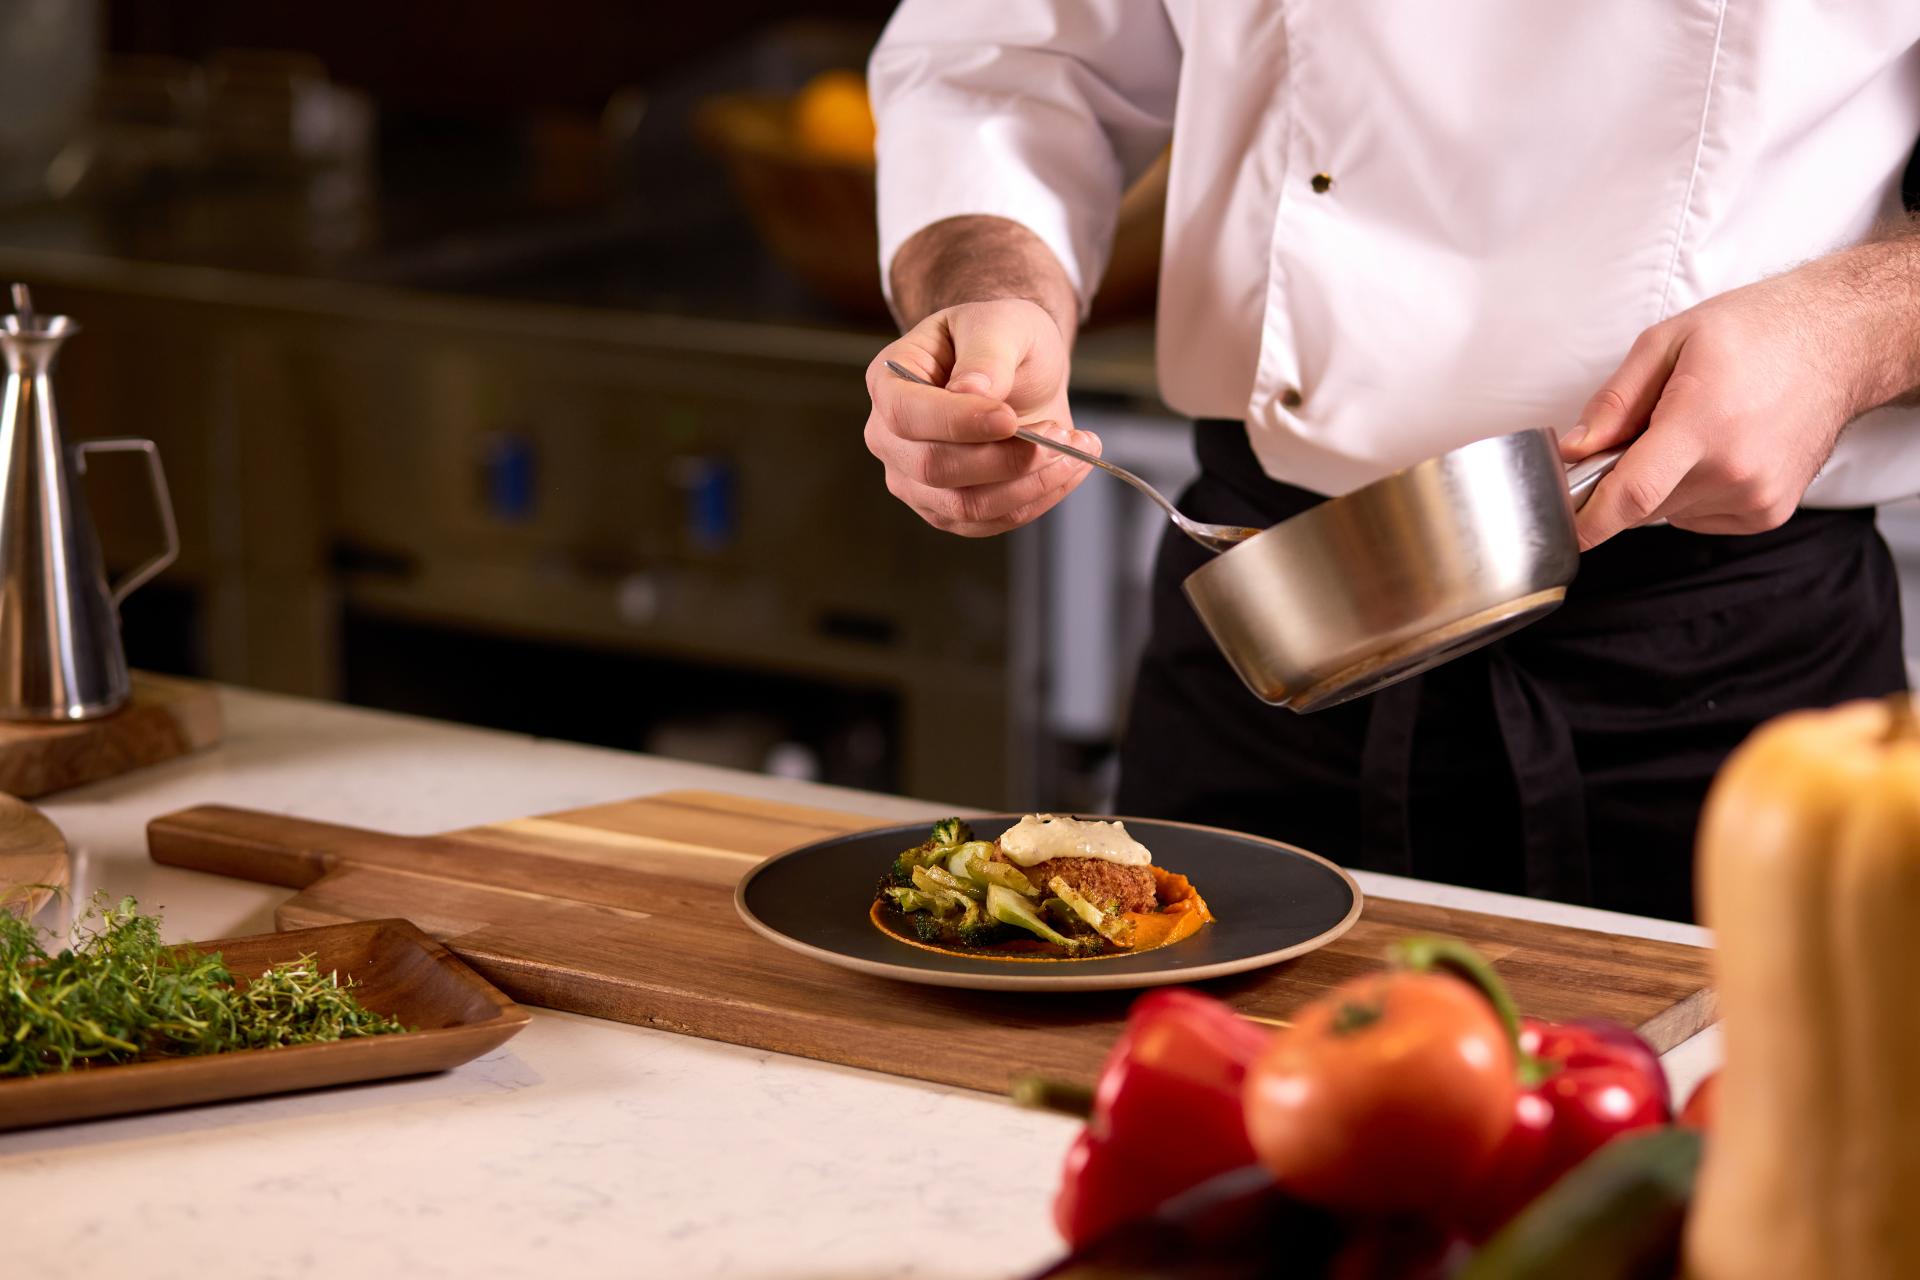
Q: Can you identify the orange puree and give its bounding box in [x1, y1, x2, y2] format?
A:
[1118, 866, 1213, 950]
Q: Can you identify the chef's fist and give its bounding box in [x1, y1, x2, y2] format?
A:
[1562, 274, 1861, 549]
[864, 299, 1100, 536]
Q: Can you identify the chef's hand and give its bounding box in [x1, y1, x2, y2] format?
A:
[864, 298, 1100, 536]
[1560, 271, 1869, 549]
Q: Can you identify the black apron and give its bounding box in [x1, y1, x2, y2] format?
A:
[1115, 422, 1909, 922]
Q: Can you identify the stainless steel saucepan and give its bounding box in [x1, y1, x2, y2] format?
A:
[1182, 430, 1621, 712]
[878, 362, 1619, 712]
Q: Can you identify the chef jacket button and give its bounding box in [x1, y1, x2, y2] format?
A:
[1280, 386, 1304, 409]
[1310, 172, 1333, 194]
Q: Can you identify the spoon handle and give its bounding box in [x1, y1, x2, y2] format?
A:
[1012, 426, 1185, 525]
[1012, 424, 1099, 466]
[885, 359, 1193, 529]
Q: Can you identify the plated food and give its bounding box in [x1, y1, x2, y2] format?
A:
[871, 815, 1213, 961]
[738, 814, 1357, 993]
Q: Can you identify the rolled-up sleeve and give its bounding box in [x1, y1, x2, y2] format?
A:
[870, 0, 1179, 314]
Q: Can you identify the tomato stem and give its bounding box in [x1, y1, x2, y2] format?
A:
[1390, 936, 1550, 1086]
[1010, 1074, 1096, 1118]
[1331, 999, 1386, 1035]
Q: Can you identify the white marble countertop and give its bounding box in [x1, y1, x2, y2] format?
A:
[0, 688, 1717, 1280]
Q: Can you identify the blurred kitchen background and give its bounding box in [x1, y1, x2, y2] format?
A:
[4, 2, 1917, 811]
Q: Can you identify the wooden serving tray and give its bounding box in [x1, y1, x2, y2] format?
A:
[0, 918, 530, 1131]
[147, 791, 1717, 1096]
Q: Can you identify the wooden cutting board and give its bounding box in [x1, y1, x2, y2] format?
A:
[0, 793, 68, 918]
[148, 790, 1717, 1094]
[0, 674, 223, 799]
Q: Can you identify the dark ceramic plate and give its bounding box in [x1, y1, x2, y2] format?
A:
[734, 816, 1362, 992]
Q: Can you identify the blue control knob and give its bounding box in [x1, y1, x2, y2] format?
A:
[675, 455, 736, 552]
[481, 431, 536, 522]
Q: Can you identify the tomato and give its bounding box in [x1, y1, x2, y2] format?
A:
[1678, 1070, 1717, 1130]
[1243, 971, 1517, 1214]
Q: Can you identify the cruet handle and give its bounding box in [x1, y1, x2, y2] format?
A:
[73, 438, 179, 607]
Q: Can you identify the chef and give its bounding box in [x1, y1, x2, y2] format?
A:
[860, 3, 1920, 921]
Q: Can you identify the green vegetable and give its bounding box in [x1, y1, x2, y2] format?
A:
[950, 845, 1034, 895]
[1048, 876, 1136, 947]
[889, 847, 943, 886]
[945, 849, 976, 888]
[884, 887, 941, 914]
[988, 885, 1096, 953]
[878, 818, 1107, 955]
[975, 862, 1035, 894]
[908, 866, 975, 914]
[1458, 1127, 1702, 1280]
[905, 896, 1011, 948]
[954, 914, 1012, 947]
[0, 893, 409, 1077]
[889, 819, 976, 886]
[921, 864, 985, 902]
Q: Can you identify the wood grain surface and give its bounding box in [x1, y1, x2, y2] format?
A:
[0, 793, 68, 918]
[0, 918, 530, 1131]
[148, 791, 1718, 1095]
[0, 674, 223, 799]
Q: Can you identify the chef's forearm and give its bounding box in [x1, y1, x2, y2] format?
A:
[1808, 213, 1920, 414]
[888, 215, 1080, 345]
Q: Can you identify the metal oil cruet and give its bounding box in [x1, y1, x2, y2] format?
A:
[0, 283, 177, 720]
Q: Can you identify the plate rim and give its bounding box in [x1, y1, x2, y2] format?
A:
[733, 813, 1364, 992]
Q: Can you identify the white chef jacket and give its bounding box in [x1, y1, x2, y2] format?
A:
[870, 2, 1920, 507]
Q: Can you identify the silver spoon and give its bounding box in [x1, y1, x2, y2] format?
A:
[883, 360, 1262, 553]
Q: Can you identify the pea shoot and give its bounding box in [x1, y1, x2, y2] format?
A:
[0, 893, 407, 1077]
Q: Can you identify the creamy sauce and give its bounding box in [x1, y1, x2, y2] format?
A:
[996, 814, 1153, 868]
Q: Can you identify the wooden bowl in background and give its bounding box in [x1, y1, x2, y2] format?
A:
[696, 91, 1166, 327]
[0, 793, 67, 919]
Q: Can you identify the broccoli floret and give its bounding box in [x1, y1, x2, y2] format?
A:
[888, 820, 978, 887]
[888, 844, 942, 886]
[908, 897, 1006, 947]
[956, 918, 1016, 947]
[931, 817, 972, 847]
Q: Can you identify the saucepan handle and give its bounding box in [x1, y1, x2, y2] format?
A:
[73, 437, 180, 608]
[1564, 447, 1624, 513]
[1562, 444, 1669, 528]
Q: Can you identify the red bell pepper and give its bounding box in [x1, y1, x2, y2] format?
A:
[1458, 1017, 1672, 1236]
[1015, 988, 1269, 1247]
[1386, 939, 1672, 1238]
